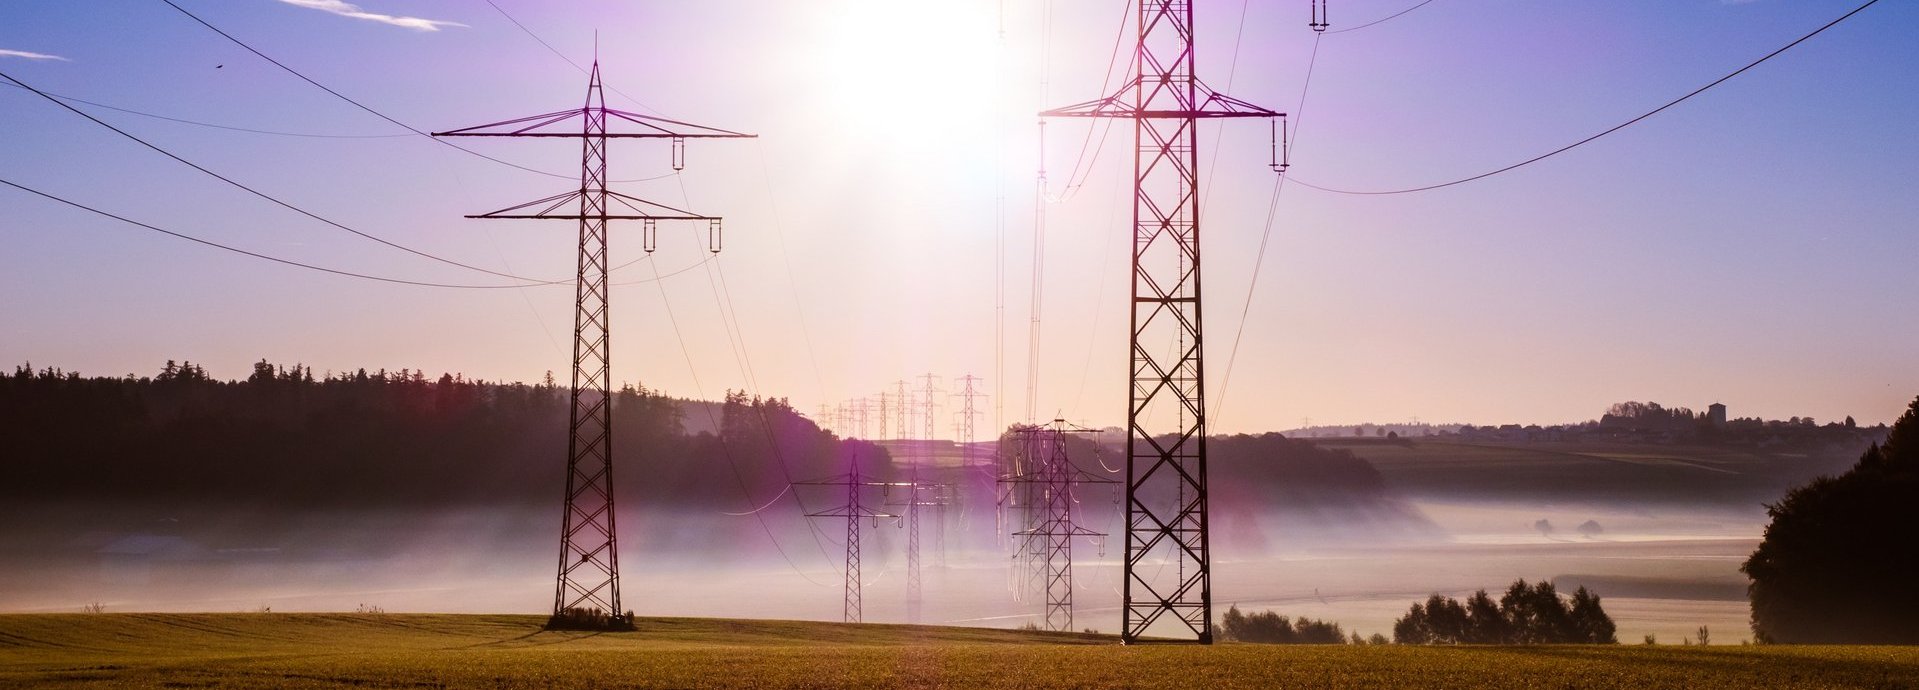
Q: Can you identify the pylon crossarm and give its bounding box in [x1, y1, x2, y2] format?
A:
[1073, 468, 1122, 484]
[806, 509, 899, 519]
[604, 109, 756, 138]
[606, 190, 711, 219]
[436, 107, 756, 139]
[466, 189, 716, 221]
[1039, 95, 1131, 119]
[1042, 85, 1283, 120]
[432, 108, 584, 137]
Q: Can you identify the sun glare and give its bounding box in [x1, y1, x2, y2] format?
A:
[812, 1, 1001, 152]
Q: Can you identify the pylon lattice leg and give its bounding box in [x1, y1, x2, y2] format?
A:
[555, 71, 621, 620]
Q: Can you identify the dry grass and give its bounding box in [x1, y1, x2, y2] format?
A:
[2, 613, 1916, 688]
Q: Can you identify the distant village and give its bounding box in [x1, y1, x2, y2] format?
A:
[1289, 401, 1889, 450]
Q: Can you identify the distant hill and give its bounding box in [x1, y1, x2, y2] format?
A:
[1305, 437, 1875, 509]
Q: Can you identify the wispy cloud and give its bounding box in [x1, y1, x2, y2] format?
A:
[0, 49, 69, 61]
[276, 0, 465, 32]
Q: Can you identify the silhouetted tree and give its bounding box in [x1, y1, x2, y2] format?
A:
[1220, 605, 1346, 644]
[1742, 395, 1919, 643]
[1463, 590, 1510, 644]
[1393, 601, 1432, 644]
[1569, 586, 1617, 643]
[1396, 580, 1614, 644]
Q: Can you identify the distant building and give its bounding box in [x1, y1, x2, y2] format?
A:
[1708, 402, 1728, 429]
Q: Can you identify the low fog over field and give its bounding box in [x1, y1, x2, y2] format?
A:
[0, 366, 1885, 643]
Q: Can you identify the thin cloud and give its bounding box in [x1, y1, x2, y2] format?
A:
[276, 0, 465, 32]
[0, 49, 69, 61]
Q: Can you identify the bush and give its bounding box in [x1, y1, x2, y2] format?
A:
[1392, 580, 1615, 644]
[1219, 605, 1346, 644]
[1743, 396, 1919, 644]
[546, 607, 635, 631]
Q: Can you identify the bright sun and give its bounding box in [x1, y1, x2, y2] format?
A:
[812, 0, 1002, 152]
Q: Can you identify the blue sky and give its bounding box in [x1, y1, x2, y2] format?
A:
[1, 0, 1915, 431]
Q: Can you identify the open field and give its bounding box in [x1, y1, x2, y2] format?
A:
[4, 614, 1918, 689]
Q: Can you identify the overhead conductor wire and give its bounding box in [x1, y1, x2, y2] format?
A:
[0, 67, 564, 285]
[158, 0, 673, 184]
[1291, 0, 1883, 195]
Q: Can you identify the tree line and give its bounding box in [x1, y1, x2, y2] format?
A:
[1392, 580, 1617, 644]
[0, 360, 884, 513]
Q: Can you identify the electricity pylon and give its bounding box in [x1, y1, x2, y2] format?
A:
[797, 455, 897, 624]
[894, 380, 911, 441]
[1042, 0, 1283, 644]
[884, 467, 949, 625]
[955, 375, 987, 474]
[436, 59, 753, 628]
[953, 374, 988, 565]
[999, 420, 1114, 631]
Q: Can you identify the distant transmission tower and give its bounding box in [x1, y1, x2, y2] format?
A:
[1000, 420, 1113, 630]
[999, 425, 1045, 604]
[436, 59, 753, 627]
[894, 380, 911, 441]
[1042, 0, 1283, 643]
[955, 375, 987, 474]
[953, 374, 988, 565]
[797, 455, 897, 623]
[918, 373, 942, 443]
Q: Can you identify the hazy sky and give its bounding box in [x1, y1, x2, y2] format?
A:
[2, 0, 1914, 432]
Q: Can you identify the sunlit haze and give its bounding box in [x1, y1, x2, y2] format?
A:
[3, 0, 1915, 432]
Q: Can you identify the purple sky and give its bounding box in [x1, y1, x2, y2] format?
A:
[2, 0, 1915, 431]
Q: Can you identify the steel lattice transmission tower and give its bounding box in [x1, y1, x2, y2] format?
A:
[1042, 0, 1282, 644]
[1000, 421, 1114, 631]
[798, 456, 898, 623]
[894, 380, 911, 441]
[955, 375, 987, 475]
[435, 60, 753, 627]
[903, 373, 942, 623]
[952, 374, 988, 567]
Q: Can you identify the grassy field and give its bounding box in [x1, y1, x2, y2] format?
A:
[3, 614, 1917, 688]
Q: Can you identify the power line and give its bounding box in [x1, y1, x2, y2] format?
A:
[157, 0, 670, 184]
[1216, 33, 1322, 427]
[644, 259, 841, 588]
[1294, 0, 1882, 195]
[0, 67, 563, 285]
[1, 177, 520, 289]
[1046, 0, 1132, 202]
[663, 145, 841, 582]
[2, 175, 708, 291]
[0, 81, 412, 139]
[752, 142, 829, 403]
[1325, 0, 1439, 35]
